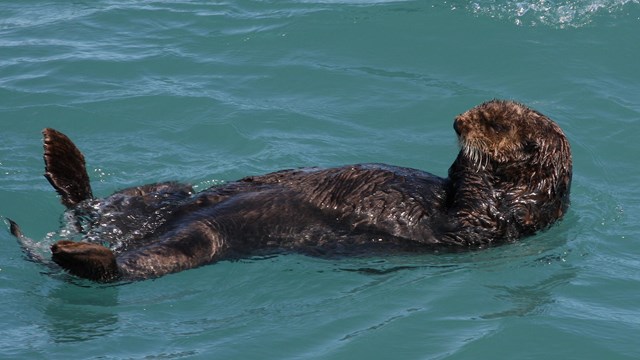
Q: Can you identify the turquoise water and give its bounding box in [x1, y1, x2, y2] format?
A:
[1, 0, 639, 358]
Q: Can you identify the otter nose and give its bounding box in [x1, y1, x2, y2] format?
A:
[453, 117, 463, 136]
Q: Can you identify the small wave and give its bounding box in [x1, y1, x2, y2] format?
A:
[467, 0, 638, 27]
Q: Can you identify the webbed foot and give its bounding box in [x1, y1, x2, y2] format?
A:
[43, 128, 93, 208]
[51, 240, 120, 282]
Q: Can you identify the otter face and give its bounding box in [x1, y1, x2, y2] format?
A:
[453, 100, 565, 168]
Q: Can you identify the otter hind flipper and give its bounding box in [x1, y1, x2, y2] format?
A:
[43, 128, 93, 208]
[51, 240, 120, 282]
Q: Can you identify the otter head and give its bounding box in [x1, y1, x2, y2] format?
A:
[453, 100, 571, 175]
[51, 240, 120, 282]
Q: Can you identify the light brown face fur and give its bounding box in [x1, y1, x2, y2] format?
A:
[453, 100, 567, 169]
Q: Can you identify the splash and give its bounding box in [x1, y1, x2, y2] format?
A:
[467, 0, 638, 27]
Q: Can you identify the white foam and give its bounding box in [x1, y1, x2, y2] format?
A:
[469, 0, 637, 27]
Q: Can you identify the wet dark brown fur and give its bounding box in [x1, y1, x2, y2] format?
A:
[43, 129, 93, 208]
[8, 100, 572, 282]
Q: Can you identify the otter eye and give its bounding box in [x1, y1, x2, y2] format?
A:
[488, 122, 510, 133]
[524, 141, 539, 153]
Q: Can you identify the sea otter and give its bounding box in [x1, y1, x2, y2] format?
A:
[7, 100, 572, 282]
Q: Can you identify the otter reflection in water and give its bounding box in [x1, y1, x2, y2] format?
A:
[8, 100, 572, 282]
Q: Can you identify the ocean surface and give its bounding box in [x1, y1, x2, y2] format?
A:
[1, 1, 639, 359]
